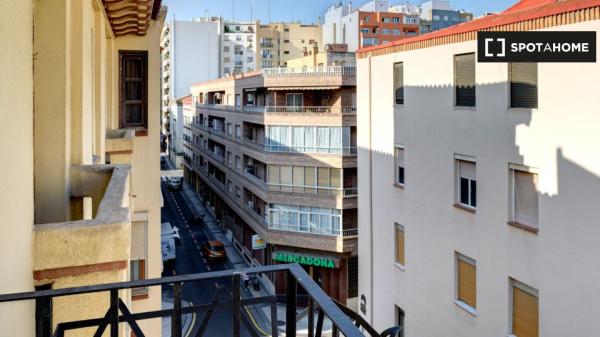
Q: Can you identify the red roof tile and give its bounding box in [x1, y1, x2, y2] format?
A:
[358, 0, 600, 55]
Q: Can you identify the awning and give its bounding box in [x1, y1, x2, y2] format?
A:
[267, 86, 340, 91]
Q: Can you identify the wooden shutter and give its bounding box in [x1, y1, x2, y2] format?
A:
[514, 170, 538, 228]
[513, 285, 539, 337]
[131, 222, 147, 260]
[394, 62, 404, 104]
[395, 224, 405, 265]
[510, 63, 538, 108]
[119, 51, 147, 129]
[455, 53, 476, 107]
[457, 255, 476, 308]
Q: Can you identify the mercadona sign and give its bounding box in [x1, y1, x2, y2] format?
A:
[272, 251, 338, 269]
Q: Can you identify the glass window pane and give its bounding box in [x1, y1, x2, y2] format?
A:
[293, 166, 304, 193]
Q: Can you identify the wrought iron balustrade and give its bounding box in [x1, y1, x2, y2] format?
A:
[0, 264, 401, 337]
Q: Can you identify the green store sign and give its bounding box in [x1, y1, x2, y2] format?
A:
[272, 252, 338, 269]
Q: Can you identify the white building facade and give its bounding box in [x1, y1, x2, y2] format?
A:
[161, 18, 220, 166]
[220, 21, 258, 76]
[357, 1, 600, 337]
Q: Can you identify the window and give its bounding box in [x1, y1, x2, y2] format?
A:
[395, 223, 405, 267]
[456, 159, 476, 209]
[235, 125, 241, 139]
[393, 62, 404, 104]
[454, 53, 476, 107]
[130, 259, 145, 281]
[286, 93, 303, 107]
[509, 166, 538, 231]
[235, 156, 241, 171]
[510, 279, 538, 337]
[394, 146, 405, 186]
[268, 204, 342, 236]
[456, 253, 476, 311]
[130, 221, 147, 295]
[510, 63, 538, 108]
[348, 256, 358, 298]
[119, 51, 148, 129]
[396, 306, 405, 337]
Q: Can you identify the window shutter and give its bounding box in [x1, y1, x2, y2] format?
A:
[455, 53, 476, 107]
[394, 62, 404, 104]
[120, 51, 147, 129]
[513, 286, 539, 337]
[395, 225, 405, 265]
[457, 256, 476, 308]
[514, 171, 538, 228]
[459, 160, 476, 180]
[510, 63, 538, 108]
[131, 222, 147, 260]
[396, 148, 405, 166]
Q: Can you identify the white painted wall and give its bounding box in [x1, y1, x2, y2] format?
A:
[359, 0, 390, 12]
[323, 3, 353, 47]
[358, 20, 600, 337]
[166, 19, 220, 99]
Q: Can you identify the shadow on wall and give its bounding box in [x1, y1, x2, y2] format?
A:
[357, 80, 600, 334]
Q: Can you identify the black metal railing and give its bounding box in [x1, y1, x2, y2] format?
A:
[0, 264, 400, 337]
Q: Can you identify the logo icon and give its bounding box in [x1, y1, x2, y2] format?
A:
[484, 37, 506, 58]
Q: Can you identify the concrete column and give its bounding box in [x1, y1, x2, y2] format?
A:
[33, 0, 71, 223]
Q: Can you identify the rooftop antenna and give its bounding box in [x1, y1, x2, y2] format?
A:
[251, 0, 254, 22]
[232, 0, 235, 21]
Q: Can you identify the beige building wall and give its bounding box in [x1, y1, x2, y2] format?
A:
[0, 0, 164, 336]
[358, 20, 600, 337]
[114, 18, 164, 334]
[0, 2, 36, 336]
[257, 22, 322, 69]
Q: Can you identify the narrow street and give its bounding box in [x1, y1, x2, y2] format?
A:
[161, 159, 267, 337]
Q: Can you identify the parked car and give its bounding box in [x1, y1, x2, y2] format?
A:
[202, 241, 226, 260]
[168, 176, 182, 189]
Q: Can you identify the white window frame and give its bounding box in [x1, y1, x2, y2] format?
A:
[454, 252, 477, 315]
[508, 163, 539, 231]
[394, 222, 405, 270]
[508, 278, 539, 336]
[454, 155, 476, 210]
[394, 145, 405, 187]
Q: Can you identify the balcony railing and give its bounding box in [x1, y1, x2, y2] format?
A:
[266, 146, 358, 156]
[244, 170, 268, 189]
[262, 66, 356, 77]
[343, 228, 359, 237]
[243, 106, 356, 114]
[269, 223, 351, 237]
[344, 187, 358, 197]
[0, 264, 400, 337]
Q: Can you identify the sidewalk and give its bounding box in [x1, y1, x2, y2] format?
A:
[171, 155, 334, 336]
[179, 179, 277, 335]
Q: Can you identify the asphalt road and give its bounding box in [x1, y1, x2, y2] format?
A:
[161, 176, 261, 337]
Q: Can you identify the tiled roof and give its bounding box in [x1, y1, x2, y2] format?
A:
[357, 0, 600, 58]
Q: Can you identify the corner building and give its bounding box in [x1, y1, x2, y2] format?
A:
[184, 65, 359, 306]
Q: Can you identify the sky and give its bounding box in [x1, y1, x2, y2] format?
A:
[162, 0, 517, 24]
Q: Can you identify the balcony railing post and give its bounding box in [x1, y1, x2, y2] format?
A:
[286, 270, 297, 337]
[35, 294, 52, 337]
[232, 273, 241, 337]
[172, 282, 182, 337]
[110, 289, 118, 337]
[270, 300, 278, 337]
